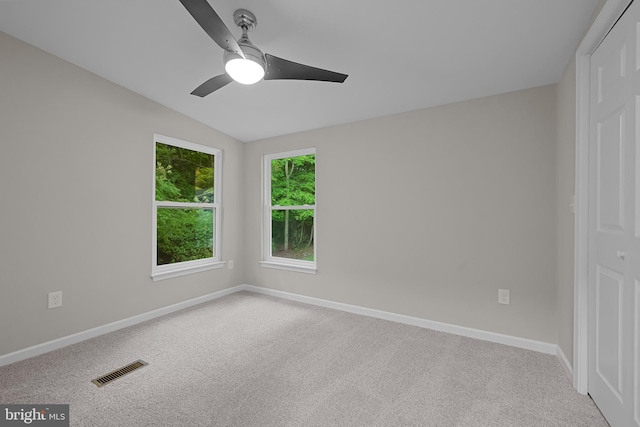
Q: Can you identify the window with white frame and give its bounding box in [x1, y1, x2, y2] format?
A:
[261, 148, 316, 274]
[152, 134, 223, 281]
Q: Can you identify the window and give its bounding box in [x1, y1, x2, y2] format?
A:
[261, 148, 316, 274]
[152, 134, 223, 281]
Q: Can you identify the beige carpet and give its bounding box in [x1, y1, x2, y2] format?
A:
[0, 291, 608, 426]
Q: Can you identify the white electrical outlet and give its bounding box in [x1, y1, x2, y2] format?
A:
[228, 260, 234, 269]
[498, 289, 510, 305]
[48, 291, 62, 309]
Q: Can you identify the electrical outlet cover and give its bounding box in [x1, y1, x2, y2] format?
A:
[48, 291, 62, 309]
[498, 289, 510, 305]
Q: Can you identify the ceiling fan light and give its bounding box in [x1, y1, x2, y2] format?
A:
[225, 58, 264, 85]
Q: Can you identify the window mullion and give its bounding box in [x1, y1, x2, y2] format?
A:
[155, 201, 216, 209]
[271, 205, 315, 210]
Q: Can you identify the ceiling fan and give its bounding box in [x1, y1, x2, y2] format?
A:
[179, 0, 349, 97]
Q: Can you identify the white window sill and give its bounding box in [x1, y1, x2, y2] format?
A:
[152, 261, 225, 281]
[259, 261, 317, 275]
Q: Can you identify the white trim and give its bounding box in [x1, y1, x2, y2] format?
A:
[155, 201, 216, 208]
[153, 133, 220, 155]
[269, 205, 315, 211]
[573, 0, 632, 395]
[557, 345, 574, 381]
[1, 284, 561, 368]
[151, 260, 225, 281]
[241, 285, 558, 355]
[266, 147, 316, 160]
[0, 285, 244, 367]
[258, 261, 317, 274]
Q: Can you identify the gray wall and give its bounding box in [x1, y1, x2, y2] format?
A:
[244, 85, 559, 343]
[0, 32, 245, 356]
[555, 56, 577, 366]
[1, 3, 604, 360]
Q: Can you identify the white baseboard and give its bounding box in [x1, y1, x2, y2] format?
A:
[0, 285, 244, 367]
[239, 284, 559, 355]
[556, 345, 574, 380]
[1, 283, 563, 368]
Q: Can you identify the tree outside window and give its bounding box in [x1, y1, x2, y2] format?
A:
[263, 148, 316, 273]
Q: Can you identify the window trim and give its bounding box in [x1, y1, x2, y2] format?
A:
[151, 134, 223, 281]
[261, 148, 317, 274]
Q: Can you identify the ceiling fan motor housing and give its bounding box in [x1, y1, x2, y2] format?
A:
[223, 36, 265, 70]
[223, 9, 265, 70]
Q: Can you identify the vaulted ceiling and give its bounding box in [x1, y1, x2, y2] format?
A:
[0, 0, 600, 141]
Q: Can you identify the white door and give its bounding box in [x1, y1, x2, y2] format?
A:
[588, 1, 640, 426]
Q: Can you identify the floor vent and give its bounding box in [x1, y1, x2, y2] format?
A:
[91, 360, 148, 387]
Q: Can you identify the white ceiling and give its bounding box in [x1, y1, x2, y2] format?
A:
[0, 0, 599, 142]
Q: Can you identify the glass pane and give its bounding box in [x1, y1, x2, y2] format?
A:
[157, 207, 214, 265]
[271, 154, 315, 206]
[271, 209, 314, 261]
[156, 142, 214, 203]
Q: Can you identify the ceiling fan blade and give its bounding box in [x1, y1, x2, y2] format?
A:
[191, 74, 233, 97]
[179, 0, 244, 58]
[264, 54, 348, 83]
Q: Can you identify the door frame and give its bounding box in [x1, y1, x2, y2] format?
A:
[574, 0, 634, 395]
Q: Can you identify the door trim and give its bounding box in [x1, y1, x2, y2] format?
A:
[574, 0, 634, 395]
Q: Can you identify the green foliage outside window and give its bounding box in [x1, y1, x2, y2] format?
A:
[271, 154, 315, 260]
[155, 142, 215, 265]
[156, 208, 213, 265]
